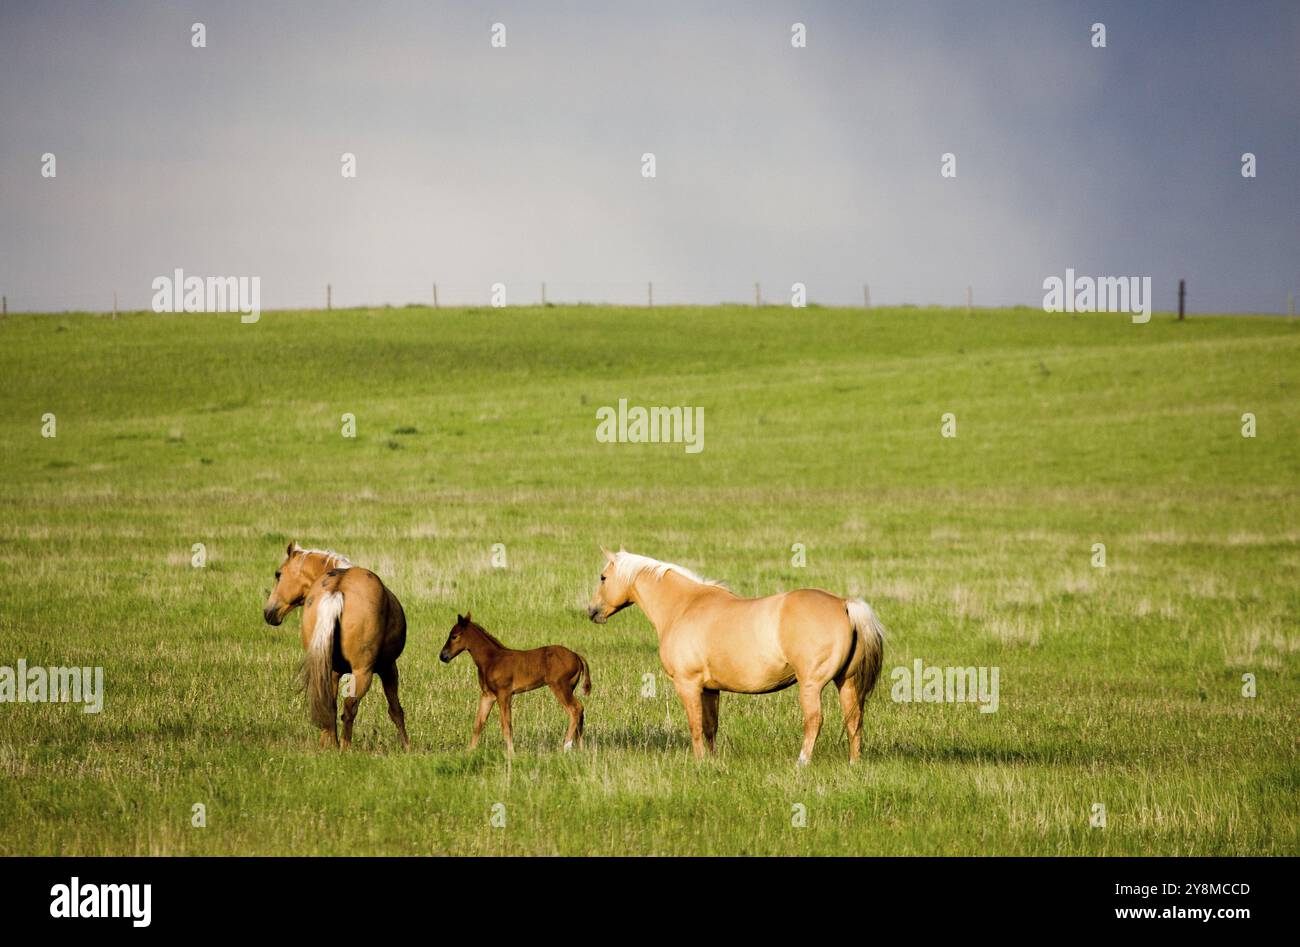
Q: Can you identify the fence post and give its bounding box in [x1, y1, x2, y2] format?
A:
[327, 283, 332, 311]
[541, 282, 546, 306]
[648, 281, 653, 308]
[2, 295, 6, 318]
[754, 282, 761, 307]
[863, 284, 870, 310]
[965, 286, 972, 313]
[433, 283, 439, 309]
[1178, 279, 1185, 320]
[1289, 292, 1294, 317]
[113, 290, 118, 319]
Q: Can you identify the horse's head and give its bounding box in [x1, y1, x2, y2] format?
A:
[439, 612, 473, 663]
[588, 546, 634, 624]
[263, 541, 311, 625]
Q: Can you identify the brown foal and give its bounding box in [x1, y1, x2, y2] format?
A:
[439, 612, 590, 754]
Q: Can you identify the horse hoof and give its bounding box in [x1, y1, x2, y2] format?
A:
[797, 754, 810, 766]
[563, 741, 574, 751]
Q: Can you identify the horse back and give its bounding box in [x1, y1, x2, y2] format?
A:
[329, 567, 407, 666]
[488, 643, 583, 692]
[540, 644, 584, 678]
[671, 587, 852, 692]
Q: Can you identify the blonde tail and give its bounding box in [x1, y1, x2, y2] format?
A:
[304, 590, 344, 730]
[845, 598, 886, 696]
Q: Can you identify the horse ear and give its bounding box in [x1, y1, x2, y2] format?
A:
[618, 544, 627, 554]
[456, 613, 464, 624]
[286, 541, 297, 556]
[602, 546, 615, 563]
[464, 610, 472, 622]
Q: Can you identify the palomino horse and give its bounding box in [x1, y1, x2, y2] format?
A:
[587, 548, 885, 763]
[439, 612, 591, 754]
[263, 542, 410, 750]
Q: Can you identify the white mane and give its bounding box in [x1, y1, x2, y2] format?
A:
[299, 546, 354, 570]
[612, 551, 726, 589]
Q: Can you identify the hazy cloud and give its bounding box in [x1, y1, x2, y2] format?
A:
[1, 0, 1296, 312]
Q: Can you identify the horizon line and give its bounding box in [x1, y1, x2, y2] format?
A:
[3, 303, 1294, 319]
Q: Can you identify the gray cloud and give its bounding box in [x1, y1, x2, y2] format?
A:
[1, 0, 1296, 312]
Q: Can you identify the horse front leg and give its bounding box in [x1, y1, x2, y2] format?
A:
[496, 690, 515, 756]
[701, 688, 720, 754]
[470, 692, 495, 749]
[673, 680, 708, 758]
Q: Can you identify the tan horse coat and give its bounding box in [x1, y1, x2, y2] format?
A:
[589, 549, 884, 763]
[263, 543, 410, 749]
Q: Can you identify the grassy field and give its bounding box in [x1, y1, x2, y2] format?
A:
[0, 303, 1296, 856]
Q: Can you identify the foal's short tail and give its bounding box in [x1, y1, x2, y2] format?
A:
[845, 598, 886, 697]
[577, 654, 592, 695]
[303, 590, 344, 730]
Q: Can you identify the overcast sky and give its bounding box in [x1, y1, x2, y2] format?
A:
[1, 0, 1297, 313]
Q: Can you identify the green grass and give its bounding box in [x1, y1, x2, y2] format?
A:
[0, 303, 1296, 855]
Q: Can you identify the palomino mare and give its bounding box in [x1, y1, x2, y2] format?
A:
[587, 548, 885, 763]
[438, 612, 591, 754]
[263, 542, 410, 750]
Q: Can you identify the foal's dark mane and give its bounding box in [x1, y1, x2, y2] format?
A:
[466, 620, 508, 650]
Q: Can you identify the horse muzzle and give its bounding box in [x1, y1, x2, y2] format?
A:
[438, 649, 452, 663]
[587, 605, 608, 624]
[263, 606, 283, 626]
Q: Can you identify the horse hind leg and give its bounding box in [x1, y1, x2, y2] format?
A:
[379, 664, 410, 750]
[340, 667, 374, 750]
[320, 671, 342, 748]
[833, 668, 865, 763]
[549, 682, 582, 751]
[797, 679, 826, 765]
[572, 665, 586, 747]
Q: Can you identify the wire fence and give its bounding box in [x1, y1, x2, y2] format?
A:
[0, 280, 1294, 316]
